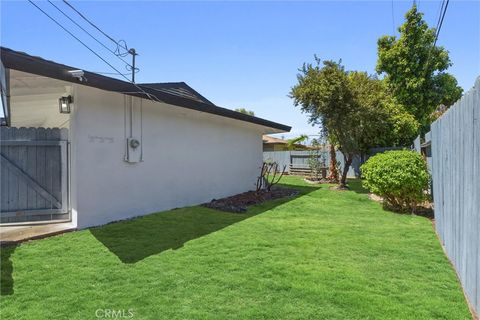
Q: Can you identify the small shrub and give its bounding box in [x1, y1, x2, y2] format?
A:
[308, 139, 327, 181]
[256, 162, 287, 192]
[360, 150, 430, 212]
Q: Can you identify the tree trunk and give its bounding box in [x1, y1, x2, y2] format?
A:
[327, 144, 339, 182]
[339, 153, 353, 188]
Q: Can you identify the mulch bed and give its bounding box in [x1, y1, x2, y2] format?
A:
[368, 194, 434, 218]
[203, 187, 299, 213]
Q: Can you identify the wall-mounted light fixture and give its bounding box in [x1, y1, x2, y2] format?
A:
[59, 95, 73, 114]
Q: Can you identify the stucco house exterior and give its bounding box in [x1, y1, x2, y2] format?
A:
[0, 47, 290, 229]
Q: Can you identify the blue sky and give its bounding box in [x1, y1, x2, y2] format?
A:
[1, 1, 479, 137]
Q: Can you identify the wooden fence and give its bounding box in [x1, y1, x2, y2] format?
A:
[263, 150, 360, 177]
[0, 127, 69, 224]
[263, 147, 404, 178]
[430, 77, 479, 315]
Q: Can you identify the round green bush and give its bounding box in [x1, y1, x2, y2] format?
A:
[360, 150, 430, 212]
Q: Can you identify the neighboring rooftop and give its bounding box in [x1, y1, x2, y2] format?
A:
[262, 135, 290, 145]
[140, 82, 214, 105]
[262, 135, 313, 150]
[0, 47, 290, 132]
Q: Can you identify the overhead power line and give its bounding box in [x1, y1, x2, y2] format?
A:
[91, 71, 133, 76]
[27, 0, 130, 81]
[421, 0, 450, 82]
[27, 0, 162, 104]
[62, 0, 129, 57]
[434, 0, 449, 47]
[47, 0, 134, 71]
[61, 0, 139, 77]
[435, 0, 446, 32]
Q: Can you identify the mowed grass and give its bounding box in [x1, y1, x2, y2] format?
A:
[0, 177, 471, 319]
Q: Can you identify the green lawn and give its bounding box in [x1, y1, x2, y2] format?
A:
[0, 177, 471, 319]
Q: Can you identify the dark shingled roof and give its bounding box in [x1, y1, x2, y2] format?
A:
[0, 47, 290, 132]
[140, 82, 215, 105]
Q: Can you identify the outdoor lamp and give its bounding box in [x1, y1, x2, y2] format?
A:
[59, 96, 72, 114]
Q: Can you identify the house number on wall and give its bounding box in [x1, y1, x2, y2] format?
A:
[88, 135, 114, 143]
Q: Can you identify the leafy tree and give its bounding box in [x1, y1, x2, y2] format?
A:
[290, 58, 359, 188]
[234, 108, 255, 116]
[434, 73, 463, 107]
[376, 5, 462, 130]
[286, 134, 308, 150]
[348, 71, 419, 149]
[291, 59, 418, 188]
[430, 104, 448, 122]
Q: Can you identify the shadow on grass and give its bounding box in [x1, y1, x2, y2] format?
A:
[347, 179, 369, 194]
[1, 244, 17, 295]
[346, 179, 434, 219]
[91, 183, 319, 264]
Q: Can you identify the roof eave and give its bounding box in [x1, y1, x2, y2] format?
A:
[0, 47, 291, 133]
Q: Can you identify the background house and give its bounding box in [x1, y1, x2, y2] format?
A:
[0, 47, 290, 228]
[262, 135, 311, 151]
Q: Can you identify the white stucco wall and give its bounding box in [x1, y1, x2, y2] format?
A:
[70, 85, 266, 229]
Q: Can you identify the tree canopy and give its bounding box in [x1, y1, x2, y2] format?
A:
[287, 135, 308, 150]
[290, 58, 418, 187]
[348, 71, 419, 149]
[234, 108, 255, 116]
[376, 5, 462, 129]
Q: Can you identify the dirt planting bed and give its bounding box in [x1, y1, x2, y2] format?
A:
[203, 187, 299, 213]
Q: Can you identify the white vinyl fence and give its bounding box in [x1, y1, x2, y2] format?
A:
[430, 77, 480, 315]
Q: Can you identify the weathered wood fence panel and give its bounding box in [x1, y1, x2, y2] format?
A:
[263, 150, 359, 177]
[264, 147, 404, 177]
[430, 77, 479, 315]
[0, 127, 69, 224]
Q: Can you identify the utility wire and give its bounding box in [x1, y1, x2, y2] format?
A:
[435, 0, 446, 32]
[61, 0, 138, 72]
[434, 0, 449, 47]
[27, 0, 162, 104]
[62, 0, 129, 56]
[91, 71, 133, 76]
[28, 0, 130, 81]
[421, 0, 449, 86]
[47, 0, 134, 70]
